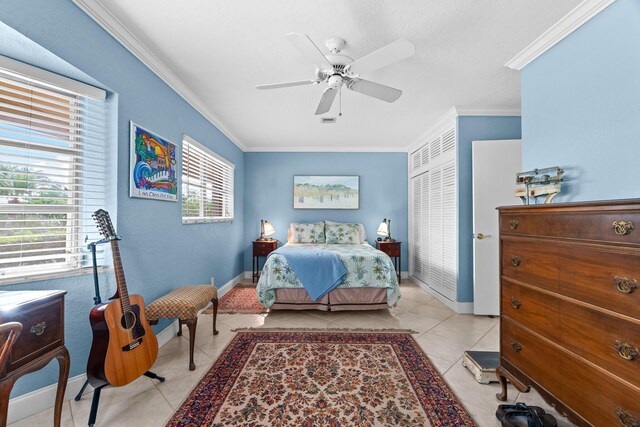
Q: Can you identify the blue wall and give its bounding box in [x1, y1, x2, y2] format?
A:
[456, 116, 522, 302]
[244, 152, 408, 271]
[1, 0, 245, 397]
[521, 0, 640, 202]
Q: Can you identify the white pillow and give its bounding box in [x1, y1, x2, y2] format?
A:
[324, 221, 367, 244]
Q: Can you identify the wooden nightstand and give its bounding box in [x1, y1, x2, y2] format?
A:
[376, 241, 401, 282]
[253, 240, 278, 283]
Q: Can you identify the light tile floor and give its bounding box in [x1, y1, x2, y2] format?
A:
[9, 280, 575, 427]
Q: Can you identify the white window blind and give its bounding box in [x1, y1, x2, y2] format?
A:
[0, 57, 108, 282]
[182, 135, 234, 223]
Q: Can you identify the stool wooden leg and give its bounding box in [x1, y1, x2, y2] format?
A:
[185, 318, 197, 371]
[177, 318, 183, 336]
[212, 297, 219, 335]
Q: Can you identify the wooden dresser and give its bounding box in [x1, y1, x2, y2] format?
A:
[497, 199, 640, 427]
[0, 290, 69, 427]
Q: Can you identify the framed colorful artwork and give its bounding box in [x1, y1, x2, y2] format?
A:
[293, 175, 359, 209]
[129, 122, 178, 202]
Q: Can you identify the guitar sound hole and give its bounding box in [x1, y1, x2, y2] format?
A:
[121, 311, 136, 330]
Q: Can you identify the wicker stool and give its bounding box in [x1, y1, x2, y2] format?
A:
[145, 285, 218, 370]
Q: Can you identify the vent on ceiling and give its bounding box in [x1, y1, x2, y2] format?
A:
[321, 117, 337, 124]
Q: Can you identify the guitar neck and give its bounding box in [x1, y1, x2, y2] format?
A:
[110, 239, 131, 312]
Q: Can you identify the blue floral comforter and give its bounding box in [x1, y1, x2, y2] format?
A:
[257, 243, 400, 308]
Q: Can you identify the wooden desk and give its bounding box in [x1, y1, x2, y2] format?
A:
[376, 241, 402, 282]
[252, 240, 278, 283]
[0, 290, 69, 427]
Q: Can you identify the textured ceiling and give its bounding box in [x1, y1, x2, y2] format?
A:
[89, 0, 581, 151]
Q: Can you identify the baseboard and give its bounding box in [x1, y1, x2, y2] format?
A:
[409, 277, 474, 314]
[401, 271, 408, 279]
[7, 271, 247, 423]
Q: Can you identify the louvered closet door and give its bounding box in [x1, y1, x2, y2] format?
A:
[420, 172, 430, 284]
[441, 161, 457, 300]
[429, 167, 443, 294]
[411, 176, 423, 278]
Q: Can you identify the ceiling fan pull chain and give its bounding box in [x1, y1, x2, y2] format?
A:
[339, 87, 342, 117]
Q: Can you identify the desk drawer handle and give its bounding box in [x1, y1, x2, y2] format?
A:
[511, 340, 522, 352]
[509, 219, 519, 230]
[511, 297, 521, 309]
[30, 322, 46, 336]
[612, 221, 634, 236]
[615, 276, 639, 294]
[615, 341, 639, 361]
[616, 409, 639, 427]
[511, 256, 522, 266]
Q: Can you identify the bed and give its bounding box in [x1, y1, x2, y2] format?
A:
[256, 221, 400, 311]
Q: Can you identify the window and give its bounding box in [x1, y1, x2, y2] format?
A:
[182, 135, 234, 223]
[0, 56, 108, 282]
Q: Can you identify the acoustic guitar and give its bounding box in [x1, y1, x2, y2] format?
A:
[86, 209, 158, 388]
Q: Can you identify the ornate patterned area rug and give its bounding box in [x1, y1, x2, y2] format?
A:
[204, 283, 268, 314]
[166, 330, 476, 427]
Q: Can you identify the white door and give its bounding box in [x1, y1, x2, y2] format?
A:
[472, 140, 522, 315]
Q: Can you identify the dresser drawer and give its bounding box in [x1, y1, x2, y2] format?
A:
[500, 211, 640, 245]
[557, 343, 640, 427]
[558, 299, 640, 389]
[378, 243, 401, 257]
[501, 318, 562, 398]
[502, 238, 640, 318]
[7, 298, 64, 371]
[501, 280, 559, 341]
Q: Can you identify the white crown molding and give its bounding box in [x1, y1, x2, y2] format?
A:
[243, 146, 408, 153]
[407, 106, 520, 153]
[71, 0, 246, 151]
[506, 0, 616, 70]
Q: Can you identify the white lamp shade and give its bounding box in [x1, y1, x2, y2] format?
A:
[263, 221, 275, 236]
[377, 221, 389, 237]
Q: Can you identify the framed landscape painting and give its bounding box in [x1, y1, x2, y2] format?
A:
[129, 122, 178, 202]
[293, 176, 359, 209]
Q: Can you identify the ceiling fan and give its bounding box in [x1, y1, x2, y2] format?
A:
[256, 33, 415, 115]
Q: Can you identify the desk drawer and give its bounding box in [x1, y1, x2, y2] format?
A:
[502, 238, 640, 318]
[500, 210, 640, 245]
[8, 298, 64, 371]
[501, 280, 558, 341]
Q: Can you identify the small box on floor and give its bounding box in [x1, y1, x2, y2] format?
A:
[462, 350, 499, 384]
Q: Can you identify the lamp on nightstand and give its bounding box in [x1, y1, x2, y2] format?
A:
[257, 219, 276, 241]
[377, 218, 395, 242]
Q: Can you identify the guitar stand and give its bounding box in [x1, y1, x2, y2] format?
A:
[75, 240, 165, 426]
[80, 371, 165, 427]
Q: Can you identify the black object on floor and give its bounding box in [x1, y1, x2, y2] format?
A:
[496, 402, 558, 427]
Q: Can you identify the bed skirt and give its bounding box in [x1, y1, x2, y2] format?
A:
[270, 288, 388, 311]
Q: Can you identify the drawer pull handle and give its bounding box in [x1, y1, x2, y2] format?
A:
[615, 276, 639, 294]
[30, 322, 46, 336]
[612, 220, 634, 236]
[511, 256, 521, 266]
[511, 340, 522, 352]
[615, 341, 639, 361]
[616, 409, 639, 427]
[509, 219, 519, 230]
[511, 297, 521, 309]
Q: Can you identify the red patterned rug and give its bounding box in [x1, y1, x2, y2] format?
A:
[204, 283, 268, 314]
[166, 330, 476, 427]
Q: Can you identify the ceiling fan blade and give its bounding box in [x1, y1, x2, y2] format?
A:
[348, 38, 415, 75]
[256, 80, 318, 90]
[347, 78, 402, 103]
[285, 32, 334, 71]
[315, 87, 338, 115]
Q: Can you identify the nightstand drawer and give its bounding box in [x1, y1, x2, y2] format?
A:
[253, 241, 277, 256]
[377, 242, 401, 257]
